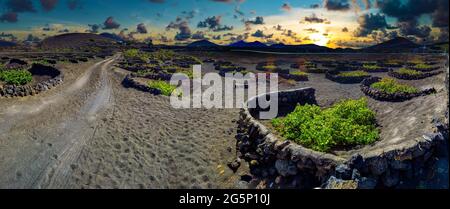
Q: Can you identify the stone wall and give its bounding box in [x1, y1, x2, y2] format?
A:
[361, 77, 436, 102]
[388, 70, 443, 80]
[0, 64, 63, 98]
[325, 72, 370, 84]
[238, 87, 448, 189]
[122, 74, 163, 95]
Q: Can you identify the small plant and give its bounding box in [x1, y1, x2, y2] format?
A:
[147, 80, 178, 96]
[370, 77, 418, 94]
[397, 68, 422, 76]
[414, 63, 434, 70]
[272, 98, 378, 152]
[363, 64, 382, 70]
[338, 71, 369, 77]
[261, 65, 277, 71]
[0, 70, 33, 85]
[291, 71, 308, 76]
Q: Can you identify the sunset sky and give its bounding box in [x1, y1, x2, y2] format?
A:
[0, 0, 448, 48]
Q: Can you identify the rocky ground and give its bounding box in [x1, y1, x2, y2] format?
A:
[0, 52, 448, 189]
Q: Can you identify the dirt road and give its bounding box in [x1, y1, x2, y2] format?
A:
[0, 55, 242, 189]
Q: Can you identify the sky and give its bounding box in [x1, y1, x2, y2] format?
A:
[0, 0, 448, 48]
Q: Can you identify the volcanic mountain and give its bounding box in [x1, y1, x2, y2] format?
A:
[39, 33, 117, 49]
[363, 37, 420, 52]
[228, 40, 267, 48]
[187, 40, 219, 48]
[0, 40, 16, 47]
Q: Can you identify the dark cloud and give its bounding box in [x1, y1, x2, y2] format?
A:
[354, 13, 389, 37]
[67, 0, 81, 10]
[375, 0, 446, 40]
[87, 24, 100, 33]
[432, 0, 449, 28]
[166, 19, 192, 41]
[281, 3, 291, 12]
[398, 20, 431, 39]
[197, 16, 233, 32]
[40, 0, 58, 12]
[251, 29, 273, 39]
[303, 14, 330, 24]
[310, 4, 320, 9]
[58, 28, 69, 33]
[304, 28, 319, 33]
[4, 0, 36, 13]
[136, 23, 148, 34]
[181, 10, 197, 20]
[191, 31, 208, 40]
[324, 0, 350, 11]
[103, 16, 120, 29]
[342, 27, 349, 32]
[245, 16, 264, 25]
[244, 16, 264, 30]
[212, 35, 221, 40]
[0, 12, 18, 23]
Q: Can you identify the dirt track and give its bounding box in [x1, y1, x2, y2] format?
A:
[0, 55, 243, 189]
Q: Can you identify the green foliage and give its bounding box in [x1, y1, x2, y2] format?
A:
[338, 71, 369, 77]
[0, 70, 33, 85]
[32, 60, 51, 66]
[413, 63, 433, 70]
[397, 68, 422, 76]
[262, 65, 277, 71]
[272, 98, 378, 152]
[147, 80, 178, 96]
[123, 49, 149, 62]
[363, 64, 382, 70]
[371, 77, 418, 94]
[291, 71, 308, 76]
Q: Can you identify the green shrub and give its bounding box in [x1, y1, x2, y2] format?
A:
[147, 80, 178, 96]
[291, 71, 308, 76]
[363, 64, 382, 70]
[397, 68, 422, 76]
[0, 70, 33, 85]
[414, 63, 433, 70]
[261, 65, 277, 71]
[338, 71, 369, 77]
[371, 77, 418, 94]
[272, 98, 379, 152]
[124, 49, 149, 62]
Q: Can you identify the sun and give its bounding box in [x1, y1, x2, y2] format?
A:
[309, 33, 329, 46]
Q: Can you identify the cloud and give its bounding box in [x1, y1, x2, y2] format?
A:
[103, 16, 120, 29]
[324, 0, 350, 11]
[67, 0, 81, 10]
[304, 28, 319, 33]
[245, 16, 264, 25]
[166, 19, 192, 41]
[87, 24, 100, 33]
[197, 16, 233, 32]
[244, 16, 264, 30]
[4, 0, 36, 13]
[281, 3, 291, 12]
[0, 12, 18, 23]
[302, 13, 330, 24]
[40, 0, 58, 12]
[136, 23, 148, 34]
[310, 4, 320, 9]
[354, 13, 389, 37]
[376, 0, 442, 39]
[251, 29, 273, 39]
[191, 31, 207, 40]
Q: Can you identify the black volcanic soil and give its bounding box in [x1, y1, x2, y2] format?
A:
[0, 51, 447, 189]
